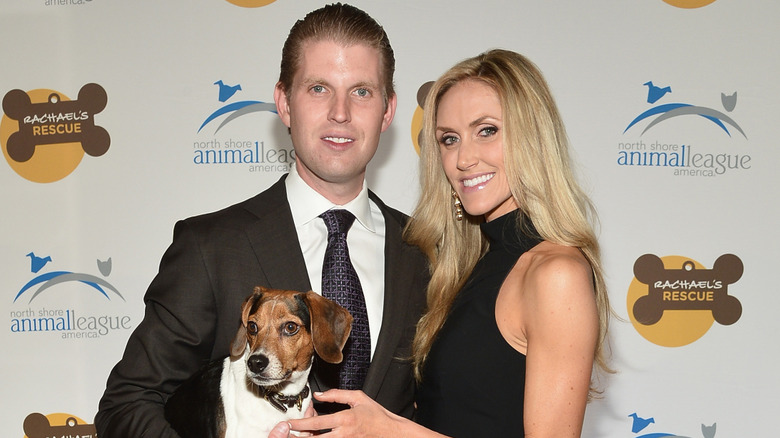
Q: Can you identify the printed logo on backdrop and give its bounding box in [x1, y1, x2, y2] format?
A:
[663, 0, 718, 8]
[224, 0, 277, 7]
[42, 0, 93, 6]
[1, 84, 110, 183]
[627, 412, 720, 438]
[23, 412, 96, 438]
[9, 251, 133, 340]
[618, 81, 749, 178]
[194, 80, 294, 173]
[410, 81, 434, 155]
[627, 254, 743, 347]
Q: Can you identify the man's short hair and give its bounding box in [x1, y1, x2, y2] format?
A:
[278, 2, 395, 103]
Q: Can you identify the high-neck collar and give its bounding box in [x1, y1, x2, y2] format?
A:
[480, 209, 540, 255]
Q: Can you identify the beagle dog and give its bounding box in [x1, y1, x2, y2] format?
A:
[165, 286, 353, 438]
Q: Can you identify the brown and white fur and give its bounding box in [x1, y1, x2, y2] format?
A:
[165, 286, 353, 438]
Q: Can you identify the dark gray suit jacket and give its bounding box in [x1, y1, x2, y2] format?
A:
[95, 175, 429, 437]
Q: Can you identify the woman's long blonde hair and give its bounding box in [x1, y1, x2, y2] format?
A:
[404, 49, 611, 396]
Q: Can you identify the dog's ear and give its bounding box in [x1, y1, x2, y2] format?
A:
[230, 324, 247, 358]
[241, 287, 265, 323]
[304, 291, 353, 364]
[230, 287, 265, 358]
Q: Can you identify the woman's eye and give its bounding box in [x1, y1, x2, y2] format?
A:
[439, 134, 458, 146]
[247, 321, 258, 335]
[479, 126, 498, 137]
[283, 322, 300, 336]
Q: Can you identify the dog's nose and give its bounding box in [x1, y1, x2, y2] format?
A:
[247, 354, 269, 373]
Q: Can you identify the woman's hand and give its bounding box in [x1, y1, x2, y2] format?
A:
[267, 400, 316, 438]
[288, 389, 433, 437]
[269, 390, 446, 438]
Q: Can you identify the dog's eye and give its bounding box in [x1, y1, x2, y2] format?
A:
[247, 321, 258, 335]
[282, 322, 300, 336]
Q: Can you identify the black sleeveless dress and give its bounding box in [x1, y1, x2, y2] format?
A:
[416, 210, 541, 437]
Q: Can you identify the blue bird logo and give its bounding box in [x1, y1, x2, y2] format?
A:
[629, 413, 655, 433]
[214, 80, 242, 102]
[197, 80, 277, 134]
[26, 252, 52, 273]
[644, 81, 672, 104]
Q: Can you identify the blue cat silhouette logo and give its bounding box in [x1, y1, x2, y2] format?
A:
[197, 79, 276, 134]
[14, 252, 123, 303]
[628, 412, 718, 437]
[624, 81, 746, 138]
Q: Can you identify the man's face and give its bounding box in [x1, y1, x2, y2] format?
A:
[275, 40, 396, 203]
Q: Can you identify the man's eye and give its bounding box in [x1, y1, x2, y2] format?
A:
[354, 88, 370, 97]
[311, 85, 325, 93]
[283, 322, 300, 336]
[247, 321, 258, 335]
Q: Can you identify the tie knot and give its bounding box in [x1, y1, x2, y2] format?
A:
[320, 209, 356, 235]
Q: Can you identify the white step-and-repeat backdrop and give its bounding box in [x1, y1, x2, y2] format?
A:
[2, 0, 777, 436]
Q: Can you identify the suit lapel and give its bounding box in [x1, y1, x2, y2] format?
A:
[243, 176, 312, 293]
[362, 192, 412, 397]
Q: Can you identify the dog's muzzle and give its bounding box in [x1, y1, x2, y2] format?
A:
[248, 354, 269, 374]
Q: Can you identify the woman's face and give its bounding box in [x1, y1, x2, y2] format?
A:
[436, 79, 518, 222]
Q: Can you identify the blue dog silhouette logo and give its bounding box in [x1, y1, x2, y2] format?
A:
[198, 79, 276, 134]
[15, 252, 123, 303]
[629, 412, 718, 437]
[624, 81, 745, 138]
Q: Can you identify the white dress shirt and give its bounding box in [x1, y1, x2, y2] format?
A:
[285, 164, 386, 358]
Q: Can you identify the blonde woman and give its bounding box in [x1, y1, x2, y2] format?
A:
[273, 49, 610, 438]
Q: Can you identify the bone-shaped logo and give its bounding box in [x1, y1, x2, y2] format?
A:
[23, 412, 97, 438]
[632, 253, 743, 326]
[2, 83, 109, 162]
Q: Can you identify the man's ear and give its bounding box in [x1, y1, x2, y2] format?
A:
[274, 82, 291, 128]
[381, 92, 397, 133]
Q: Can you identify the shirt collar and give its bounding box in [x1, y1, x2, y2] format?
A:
[285, 163, 376, 233]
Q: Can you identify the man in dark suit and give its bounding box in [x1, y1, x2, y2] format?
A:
[95, 4, 428, 437]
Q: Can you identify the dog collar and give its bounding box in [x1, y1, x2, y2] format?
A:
[262, 385, 310, 413]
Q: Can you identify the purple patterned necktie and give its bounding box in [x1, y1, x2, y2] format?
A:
[319, 209, 370, 390]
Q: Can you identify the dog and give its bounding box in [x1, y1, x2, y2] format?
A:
[164, 286, 353, 438]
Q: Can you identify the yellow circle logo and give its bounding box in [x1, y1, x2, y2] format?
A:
[410, 81, 434, 156]
[225, 0, 277, 7]
[662, 0, 717, 8]
[627, 254, 743, 347]
[411, 106, 423, 156]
